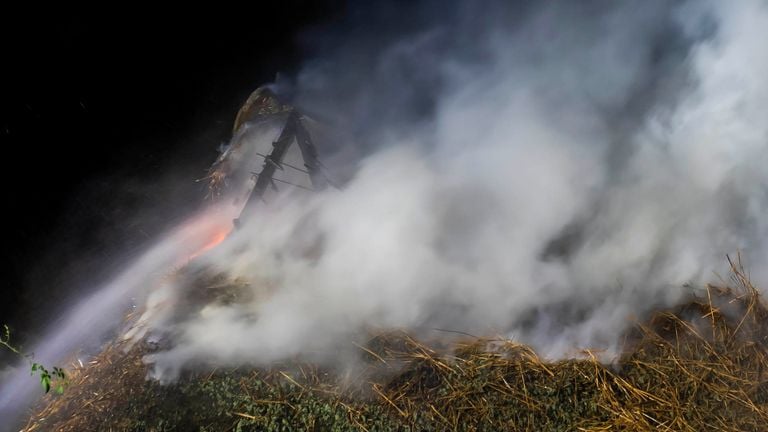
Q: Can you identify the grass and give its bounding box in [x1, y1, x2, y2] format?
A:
[21, 257, 768, 431]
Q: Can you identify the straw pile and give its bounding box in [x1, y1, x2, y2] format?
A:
[22, 258, 768, 431]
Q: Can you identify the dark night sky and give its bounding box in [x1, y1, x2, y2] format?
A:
[0, 4, 344, 345]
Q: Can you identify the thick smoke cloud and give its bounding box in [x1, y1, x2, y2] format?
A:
[142, 0, 768, 375]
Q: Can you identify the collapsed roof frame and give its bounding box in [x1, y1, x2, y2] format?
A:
[208, 86, 331, 227]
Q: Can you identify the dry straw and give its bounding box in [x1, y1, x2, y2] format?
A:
[23, 256, 768, 431]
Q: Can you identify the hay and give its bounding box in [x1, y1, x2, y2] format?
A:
[22, 258, 768, 431]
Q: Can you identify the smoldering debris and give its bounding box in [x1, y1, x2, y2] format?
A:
[145, 0, 768, 375]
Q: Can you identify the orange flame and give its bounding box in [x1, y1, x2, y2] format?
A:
[189, 227, 231, 260]
[171, 207, 237, 265]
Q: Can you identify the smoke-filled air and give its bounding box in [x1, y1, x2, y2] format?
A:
[2, 0, 768, 424]
[146, 0, 768, 375]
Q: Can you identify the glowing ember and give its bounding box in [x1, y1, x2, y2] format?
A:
[169, 207, 238, 265]
[189, 227, 231, 260]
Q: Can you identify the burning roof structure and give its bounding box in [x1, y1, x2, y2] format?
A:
[13, 85, 768, 431]
[205, 87, 332, 226]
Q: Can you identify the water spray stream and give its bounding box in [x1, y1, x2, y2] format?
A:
[0, 205, 237, 426]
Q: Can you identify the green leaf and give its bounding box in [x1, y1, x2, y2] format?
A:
[56, 385, 64, 395]
[42, 376, 51, 393]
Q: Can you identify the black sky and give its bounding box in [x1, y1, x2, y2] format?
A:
[0, 3, 345, 344]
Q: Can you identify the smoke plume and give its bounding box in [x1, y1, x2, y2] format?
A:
[143, 0, 768, 377]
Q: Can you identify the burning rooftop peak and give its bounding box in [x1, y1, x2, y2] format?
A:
[232, 86, 292, 133]
[205, 86, 332, 228]
[119, 86, 337, 349]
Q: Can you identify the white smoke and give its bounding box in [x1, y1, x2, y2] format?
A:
[141, 0, 768, 376]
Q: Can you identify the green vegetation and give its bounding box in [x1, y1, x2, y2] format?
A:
[1, 324, 67, 394]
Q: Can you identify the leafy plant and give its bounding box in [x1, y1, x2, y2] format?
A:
[31, 363, 67, 394]
[1, 324, 67, 394]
